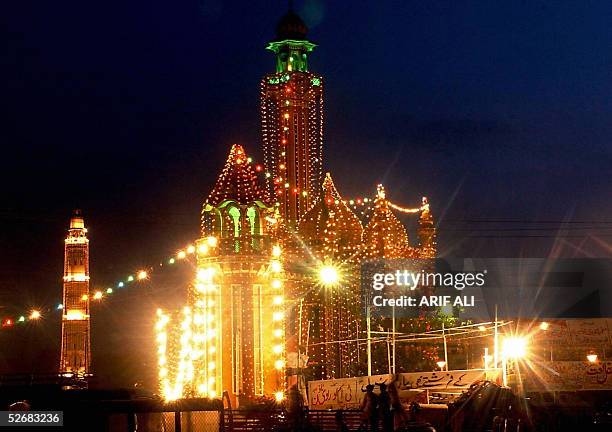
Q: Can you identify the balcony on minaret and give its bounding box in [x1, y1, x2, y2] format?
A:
[267, 9, 316, 73]
[70, 210, 85, 229]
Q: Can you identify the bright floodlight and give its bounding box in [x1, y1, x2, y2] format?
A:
[318, 264, 339, 286]
[274, 391, 284, 402]
[587, 353, 598, 363]
[502, 336, 528, 359]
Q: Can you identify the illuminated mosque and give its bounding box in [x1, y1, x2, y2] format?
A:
[156, 8, 436, 406]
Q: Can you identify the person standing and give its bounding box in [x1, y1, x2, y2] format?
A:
[360, 384, 379, 432]
[378, 383, 393, 431]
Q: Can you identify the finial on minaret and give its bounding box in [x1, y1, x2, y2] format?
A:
[70, 209, 85, 229]
[376, 184, 386, 200]
[417, 197, 436, 258]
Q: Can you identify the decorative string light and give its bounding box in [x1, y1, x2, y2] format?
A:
[0, 241, 206, 331]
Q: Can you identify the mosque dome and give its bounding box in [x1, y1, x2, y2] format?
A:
[362, 185, 410, 259]
[275, 10, 308, 40]
[298, 173, 363, 258]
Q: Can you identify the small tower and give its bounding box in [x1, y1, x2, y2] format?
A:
[362, 185, 411, 259]
[59, 210, 91, 376]
[261, 7, 324, 227]
[417, 197, 437, 258]
[197, 145, 284, 406]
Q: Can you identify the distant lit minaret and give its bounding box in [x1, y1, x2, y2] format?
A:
[59, 210, 91, 376]
[261, 6, 324, 227]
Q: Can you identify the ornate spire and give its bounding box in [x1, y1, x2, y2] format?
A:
[298, 173, 363, 259]
[417, 197, 436, 258]
[204, 144, 269, 207]
[362, 185, 410, 259]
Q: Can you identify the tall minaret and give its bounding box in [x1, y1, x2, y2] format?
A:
[59, 210, 91, 376]
[261, 6, 324, 227]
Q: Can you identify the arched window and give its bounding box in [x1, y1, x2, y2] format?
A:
[246, 206, 260, 236]
[228, 206, 241, 238]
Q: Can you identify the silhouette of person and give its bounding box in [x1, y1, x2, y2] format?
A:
[378, 383, 393, 431]
[388, 380, 409, 431]
[360, 384, 379, 432]
[335, 410, 350, 432]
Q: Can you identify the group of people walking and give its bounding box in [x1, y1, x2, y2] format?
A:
[360, 381, 411, 431]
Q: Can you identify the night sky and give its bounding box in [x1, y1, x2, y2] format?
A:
[1, 1, 611, 383]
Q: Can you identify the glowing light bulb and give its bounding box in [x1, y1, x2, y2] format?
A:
[272, 245, 282, 257]
[106, 288, 113, 294]
[177, 251, 187, 259]
[29, 310, 41, 320]
[275, 359, 285, 370]
[127, 275, 134, 282]
[81, 294, 89, 301]
[93, 291, 103, 300]
[187, 245, 196, 254]
[273, 296, 283, 305]
[271, 279, 282, 289]
[274, 391, 284, 402]
[197, 267, 215, 282]
[206, 236, 218, 247]
[502, 337, 528, 359]
[118, 282, 125, 288]
[270, 261, 282, 273]
[197, 244, 209, 255]
[318, 264, 340, 286]
[168, 258, 175, 265]
[137, 270, 148, 280]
